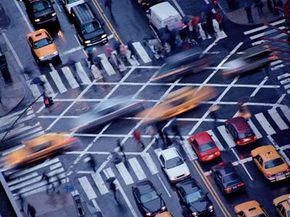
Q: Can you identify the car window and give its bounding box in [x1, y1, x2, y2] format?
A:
[32, 0, 52, 12]
[264, 158, 284, 169]
[185, 188, 205, 203]
[82, 21, 101, 34]
[165, 156, 183, 169]
[140, 190, 159, 203]
[30, 142, 52, 153]
[199, 142, 215, 152]
[238, 129, 254, 139]
[223, 174, 240, 186]
[34, 38, 52, 49]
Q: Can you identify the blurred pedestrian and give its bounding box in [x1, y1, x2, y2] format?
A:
[41, 172, 55, 193]
[87, 154, 97, 172]
[104, 43, 114, 60]
[132, 129, 145, 149]
[104, 0, 113, 15]
[113, 41, 121, 55]
[227, 0, 237, 10]
[215, 8, 224, 31]
[267, 0, 274, 13]
[157, 127, 166, 145]
[127, 41, 137, 59]
[170, 118, 183, 141]
[119, 43, 128, 63]
[205, 9, 216, 37]
[244, 3, 254, 23]
[163, 129, 172, 149]
[27, 203, 36, 217]
[116, 139, 126, 160]
[18, 193, 24, 212]
[109, 181, 118, 201]
[253, 0, 264, 17]
[146, 125, 157, 143]
[209, 104, 220, 127]
[200, 12, 210, 39]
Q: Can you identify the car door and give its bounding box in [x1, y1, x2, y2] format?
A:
[254, 155, 264, 172]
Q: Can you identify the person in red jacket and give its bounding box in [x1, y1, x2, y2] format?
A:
[215, 8, 224, 31]
[132, 129, 145, 149]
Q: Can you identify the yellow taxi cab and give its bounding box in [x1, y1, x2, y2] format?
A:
[251, 145, 290, 182]
[27, 29, 59, 63]
[273, 194, 290, 217]
[234, 200, 269, 217]
[155, 211, 173, 217]
[137, 86, 215, 123]
[5, 133, 77, 169]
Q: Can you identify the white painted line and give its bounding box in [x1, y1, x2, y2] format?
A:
[268, 108, 288, 130]
[13, 0, 34, 32]
[270, 60, 283, 66]
[60, 46, 83, 56]
[280, 106, 290, 122]
[108, 34, 114, 40]
[132, 42, 152, 63]
[49, 162, 62, 170]
[157, 174, 171, 197]
[277, 73, 290, 80]
[141, 152, 159, 175]
[244, 19, 285, 35]
[212, 19, 227, 38]
[0, 122, 40, 139]
[271, 64, 285, 71]
[78, 176, 97, 200]
[75, 62, 91, 84]
[247, 119, 263, 139]
[50, 70, 67, 93]
[10, 175, 43, 191]
[280, 78, 290, 85]
[217, 125, 236, 148]
[182, 140, 198, 161]
[207, 130, 225, 151]
[98, 53, 116, 76]
[62, 66, 79, 89]
[128, 158, 146, 181]
[249, 28, 284, 40]
[115, 162, 134, 185]
[255, 113, 276, 135]
[251, 40, 264, 46]
[40, 75, 56, 96]
[92, 199, 102, 212]
[90, 65, 103, 80]
[27, 81, 41, 99]
[7, 172, 38, 186]
[231, 150, 253, 181]
[91, 172, 109, 195]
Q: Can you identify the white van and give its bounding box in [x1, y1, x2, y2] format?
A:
[146, 1, 182, 31]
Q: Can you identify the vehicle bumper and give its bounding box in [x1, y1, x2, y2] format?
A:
[169, 173, 191, 183]
[84, 37, 108, 47]
[267, 172, 290, 182]
[34, 16, 58, 25]
[39, 53, 59, 62]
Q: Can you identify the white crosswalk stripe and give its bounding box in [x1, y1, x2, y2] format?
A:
[255, 113, 276, 135]
[128, 157, 146, 181]
[268, 108, 288, 130]
[217, 125, 236, 148]
[62, 66, 80, 89]
[277, 73, 290, 94]
[91, 172, 109, 195]
[115, 161, 134, 185]
[207, 129, 225, 151]
[132, 41, 152, 64]
[79, 176, 97, 200]
[50, 69, 67, 93]
[75, 62, 91, 84]
[98, 53, 116, 76]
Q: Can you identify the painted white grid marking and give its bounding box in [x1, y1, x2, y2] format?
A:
[98, 53, 116, 76]
[268, 109, 288, 130]
[132, 42, 152, 63]
[92, 172, 109, 195]
[128, 158, 146, 181]
[75, 62, 91, 84]
[247, 119, 262, 139]
[27, 81, 41, 99]
[141, 152, 159, 175]
[217, 125, 236, 148]
[40, 75, 55, 96]
[62, 66, 79, 89]
[244, 19, 285, 35]
[79, 176, 97, 200]
[280, 78, 290, 85]
[207, 130, 225, 151]
[50, 70, 67, 93]
[280, 106, 290, 122]
[115, 162, 134, 185]
[277, 73, 290, 80]
[255, 113, 276, 135]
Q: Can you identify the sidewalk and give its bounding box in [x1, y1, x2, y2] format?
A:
[218, 0, 286, 25]
[0, 82, 26, 117]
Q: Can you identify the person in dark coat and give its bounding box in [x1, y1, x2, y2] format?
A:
[253, 0, 264, 17]
[244, 2, 254, 23]
[27, 204, 36, 217]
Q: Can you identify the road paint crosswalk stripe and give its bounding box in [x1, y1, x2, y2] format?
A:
[50, 70, 67, 93]
[91, 172, 109, 195]
[277, 73, 290, 80]
[115, 162, 134, 185]
[207, 129, 225, 151]
[247, 119, 263, 139]
[79, 176, 97, 200]
[217, 125, 236, 148]
[280, 106, 290, 122]
[27, 81, 41, 99]
[132, 42, 152, 63]
[128, 158, 146, 181]
[141, 152, 159, 175]
[255, 113, 276, 135]
[98, 53, 116, 75]
[244, 19, 285, 35]
[249, 27, 285, 40]
[75, 62, 91, 84]
[268, 108, 288, 130]
[62, 66, 80, 89]
[280, 78, 290, 85]
[40, 75, 56, 96]
[7, 172, 39, 187]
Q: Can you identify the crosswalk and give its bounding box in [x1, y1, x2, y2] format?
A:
[76, 106, 290, 204]
[277, 72, 290, 94]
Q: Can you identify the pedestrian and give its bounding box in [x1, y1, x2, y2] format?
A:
[119, 43, 128, 63]
[116, 139, 126, 160]
[215, 8, 224, 31]
[104, 0, 112, 15]
[163, 129, 172, 149]
[132, 129, 145, 149]
[27, 203, 36, 217]
[127, 41, 137, 59]
[104, 43, 114, 60]
[113, 41, 121, 55]
[145, 125, 157, 143]
[205, 9, 216, 37]
[41, 172, 54, 193]
[253, 0, 264, 17]
[87, 154, 97, 172]
[109, 181, 118, 201]
[227, 0, 237, 10]
[18, 193, 24, 212]
[267, 0, 274, 13]
[170, 118, 183, 141]
[200, 12, 210, 39]
[209, 104, 220, 127]
[157, 127, 166, 145]
[244, 3, 254, 23]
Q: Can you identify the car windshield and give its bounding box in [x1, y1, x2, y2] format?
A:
[264, 158, 284, 169]
[185, 188, 204, 203]
[199, 142, 215, 152]
[140, 190, 159, 203]
[223, 174, 240, 186]
[82, 21, 101, 34]
[238, 129, 253, 139]
[32, 0, 52, 12]
[34, 38, 52, 48]
[165, 156, 183, 169]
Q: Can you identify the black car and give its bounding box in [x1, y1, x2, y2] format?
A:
[176, 178, 215, 217]
[132, 180, 167, 216]
[212, 163, 245, 195]
[24, 0, 59, 26]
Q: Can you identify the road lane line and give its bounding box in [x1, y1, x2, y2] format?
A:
[247, 119, 263, 139]
[157, 174, 171, 197]
[50, 70, 67, 93]
[79, 176, 97, 200]
[255, 113, 276, 135]
[75, 62, 91, 84]
[280, 106, 290, 122]
[128, 158, 146, 181]
[217, 125, 236, 148]
[244, 19, 285, 35]
[62, 66, 80, 89]
[141, 152, 159, 175]
[207, 130, 225, 151]
[91, 172, 109, 195]
[268, 108, 288, 130]
[115, 162, 134, 185]
[132, 41, 152, 64]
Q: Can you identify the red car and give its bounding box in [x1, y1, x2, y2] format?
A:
[225, 117, 257, 146]
[188, 132, 221, 162]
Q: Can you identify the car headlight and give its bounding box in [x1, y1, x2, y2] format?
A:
[161, 206, 166, 211]
[145, 212, 152, 216]
[53, 51, 58, 55]
[208, 205, 214, 211]
[169, 176, 177, 181]
[84, 40, 91, 44]
[39, 56, 44, 60]
[52, 12, 57, 17]
[192, 211, 198, 216]
[101, 34, 107, 38]
[35, 18, 40, 22]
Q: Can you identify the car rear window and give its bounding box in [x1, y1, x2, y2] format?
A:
[264, 158, 284, 169]
[140, 190, 158, 203]
[34, 38, 52, 48]
[238, 129, 254, 139]
[185, 188, 204, 203]
[165, 156, 183, 169]
[30, 142, 51, 153]
[198, 142, 215, 152]
[82, 21, 101, 34]
[32, 0, 52, 12]
[223, 174, 240, 186]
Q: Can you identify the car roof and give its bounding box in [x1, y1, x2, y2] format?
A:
[149, 2, 180, 21]
[160, 147, 179, 160]
[176, 178, 199, 192]
[214, 163, 236, 176]
[71, 2, 97, 24]
[134, 180, 155, 194]
[27, 29, 49, 40]
[253, 145, 281, 161]
[190, 131, 212, 145]
[235, 200, 265, 216]
[226, 117, 249, 132]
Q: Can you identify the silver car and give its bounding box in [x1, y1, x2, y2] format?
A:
[158, 147, 191, 183]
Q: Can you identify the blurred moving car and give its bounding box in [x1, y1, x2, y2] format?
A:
[176, 178, 215, 217]
[61, 0, 84, 14]
[222, 44, 277, 78]
[137, 87, 215, 123]
[251, 145, 290, 182]
[27, 29, 59, 63]
[273, 194, 290, 217]
[158, 147, 191, 183]
[151, 48, 210, 82]
[225, 117, 257, 146]
[188, 131, 221, 162]
[132, 180, 167, 216]
[4, 133, 77, 169]
[72, 98, 144, 132]
[211, 163, 245, 195]
[234, 200, 270, 217]
[23, 0, 59, 26]
[154, 211, 173, 217]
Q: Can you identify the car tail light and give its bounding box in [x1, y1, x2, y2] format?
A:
[214, 151, 221, 156]
[224, 188, 232, 193]
[266, 172, 273, 178]
[201, 156, 208, 161]
[286, 168, 290, 173]
[237, 182, 245, 187]
[236, 140, 243, 145]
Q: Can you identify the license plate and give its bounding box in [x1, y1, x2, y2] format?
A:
[276, 174, 285, 181]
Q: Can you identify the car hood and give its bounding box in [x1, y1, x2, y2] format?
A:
[34, 8, 54, 18]
[83, 29, 105, 40]
[166, 163, 189, 177]
[143, 198, 164, 213]
[188, 197, 211, 213]
[34, 44, 58, 58]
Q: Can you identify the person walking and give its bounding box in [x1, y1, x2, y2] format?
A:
[104, 43, 114, 60]
[104, 0, 113, 16]
[145, 125, 158, 144]
[244, 2, 254, 23]
[27, 203, 36, 217]
[209, 104, 220, 127]
[215, 8, 224, 31]
[41, 172, 54, 193]
[132, 129, 145, 149]
[109, 181, 118, 201]
[253, 0, 264, 17]
[163, 129, 172, 149]
[156, 127, 166, 145]
[170, 118, 183, 141]
[87, 154, 97, 172]
[200, 12, 210, 39]
[116, 139, 126, 160]
[205, 9, 216, 37]
[127, 41, 137, 59]
[18, 193, 25, 212]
